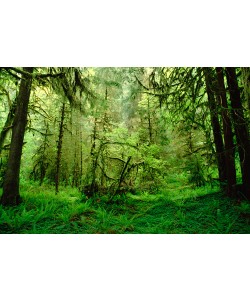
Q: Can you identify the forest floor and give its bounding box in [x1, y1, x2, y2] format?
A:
[0, 180, 250, 234]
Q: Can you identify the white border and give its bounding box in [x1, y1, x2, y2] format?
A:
[0, 1, 249, 299]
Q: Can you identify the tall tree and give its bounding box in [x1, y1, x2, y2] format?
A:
[1, 67, 34, 206]
[215, 67, 236, 196]
[55, 102, 66, 193]
[203, 68, 226, 183]
[225, 67, 250, 199]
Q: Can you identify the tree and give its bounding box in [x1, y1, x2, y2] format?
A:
[1, 67, 34, 206]
[55, 102, 66, 193]
[0, 67, 66, 204]
[0, 70, 18, 154]
[203, 67, 227, 184]
[215, 67, 236, 196]
[225, 67, 250, 199]
[30, 121, 52, 185]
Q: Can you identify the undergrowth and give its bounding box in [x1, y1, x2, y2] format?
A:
[0, 181, 249, 234]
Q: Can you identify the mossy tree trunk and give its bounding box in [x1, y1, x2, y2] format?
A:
[203, 68, 226, 183]
[90, 116, 98, 195]
[241, 67, 250, 113]
[0, 98, 17, 155]
[1, 67, 33, 206]
[225, 67, 250, 200]
[215, 67, 236, 197]
[55, 102, 66, 194]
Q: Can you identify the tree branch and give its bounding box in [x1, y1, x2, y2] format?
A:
[4, 67, 64, 79]
[135, 75, 149, 90]
[26, 127, 53, 136]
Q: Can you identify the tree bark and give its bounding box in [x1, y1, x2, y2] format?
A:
[0, 102, 15, 154]
[203, 68, 226, 183]
[225, 67, 250, 199]
[215, 67, 236, 196]
[90, 116, 98, 195]
[240, 68, 250, 112]
[1, 67, 33, 206]
[147, 97, 153, 144]
[55, 102, 66, 193]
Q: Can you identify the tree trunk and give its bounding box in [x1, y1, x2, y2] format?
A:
[115, 156, 132, 195]
[241, 67, 250, 113]
[90, 116, 98, 195]
[72, 128, 80, 188]
[1, 67, 33, 206]
[39, 122, 50, 185]
[80, 129, 83, 187]
[0, 98, 17, 155]
[203, 68, 226, 183]
[147, 97, 153, 145]
[55, 102, 66, 193]
[225, 67, 250, 200]
[215, 67, 236, 196]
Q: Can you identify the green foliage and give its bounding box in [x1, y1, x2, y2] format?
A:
[0, 182, 249, 234]
[185, 155, 206, 187]
[237, 202, 250, 214]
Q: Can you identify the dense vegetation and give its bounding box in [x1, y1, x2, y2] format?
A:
[0, 67, 250, 233]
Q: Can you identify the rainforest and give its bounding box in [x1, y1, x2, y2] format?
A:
[0, 67, 250, 233]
